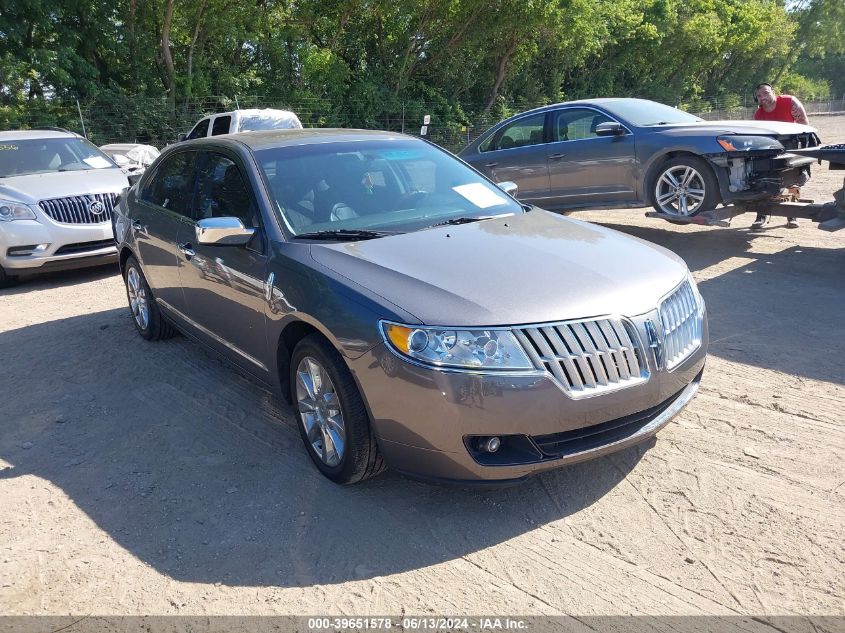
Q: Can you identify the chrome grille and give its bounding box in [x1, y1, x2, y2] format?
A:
[658, 280, 703, 370]
[39, 193, 117, 225]
[514, 318, 648, 398]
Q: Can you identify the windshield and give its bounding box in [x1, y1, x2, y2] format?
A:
[239, 112, 303, 132]
[0, 137, 117, 177]
[255, 139, 523, 236]
[602, 99, 703, 127]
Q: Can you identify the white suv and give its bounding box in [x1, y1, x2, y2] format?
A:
[180, 108, 302, 141]
[0, 129, 129, 287]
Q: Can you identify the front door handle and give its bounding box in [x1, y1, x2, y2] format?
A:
[549, 153, 566, 160]
[485, 162, 498, 168]
[177, 242, 195, 259]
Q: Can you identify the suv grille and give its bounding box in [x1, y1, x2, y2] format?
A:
[514, 318, 648, 398]
[39, 193, 117, 225]
[658, 280, 703, 370]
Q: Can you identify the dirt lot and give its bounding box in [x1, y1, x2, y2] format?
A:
[1, 117, 843, 618]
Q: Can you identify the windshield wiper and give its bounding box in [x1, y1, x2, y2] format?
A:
[430, 213, 513, 228]
[292, 229, 395, 241]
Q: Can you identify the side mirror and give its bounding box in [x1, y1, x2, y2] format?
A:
[595, 122, 626, 137]
[497, 181, 519, 198]
[177, 132, 187, 142]
[195, 217, 255, 246]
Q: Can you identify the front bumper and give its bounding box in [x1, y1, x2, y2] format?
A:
[350, 315, 708, 482]
[0, 218, 116, 272]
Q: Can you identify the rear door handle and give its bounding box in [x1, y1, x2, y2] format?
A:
[485, 162, 498, 168]
[549, 153, 566, 160]
[177, 242, 195, 259]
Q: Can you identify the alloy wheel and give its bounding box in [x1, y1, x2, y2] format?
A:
[126, 266, 149, 330]
[295, 356, 346, 467]
[655, 164, 707, 216]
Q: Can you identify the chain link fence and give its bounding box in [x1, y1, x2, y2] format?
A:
[2, 94, 843, 153]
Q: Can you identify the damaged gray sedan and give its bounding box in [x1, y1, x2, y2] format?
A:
[113, 129, 707, 484]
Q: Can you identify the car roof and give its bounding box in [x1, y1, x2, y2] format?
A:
[514, 97, 661, 116]
[180, 128, 412, 151]
[0, 129, 81, 141]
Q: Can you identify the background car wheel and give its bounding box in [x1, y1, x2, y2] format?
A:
[0, 265, 17, 289]
[651, 156, 719, 219]
[123, 255, 176, 340]
[290, 333, 385, 484]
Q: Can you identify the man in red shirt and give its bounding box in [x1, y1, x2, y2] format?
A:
[751, 82, 810, 229]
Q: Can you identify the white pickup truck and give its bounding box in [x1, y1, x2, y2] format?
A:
[179, 108, 302, 141]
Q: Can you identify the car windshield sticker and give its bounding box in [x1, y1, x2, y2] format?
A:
[0, 144, 19, 151]
[452, 183, 508, 209]
[83, 156, 112, 168]
[381, 150, 423, 160]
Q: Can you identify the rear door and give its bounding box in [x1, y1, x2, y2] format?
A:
[545, 107, 637, 206]
[132, 150, 199, 314]
[472, 112, 550, 204]
[177, 150, 272, 377]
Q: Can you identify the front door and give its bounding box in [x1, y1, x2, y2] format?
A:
[132, 150, 199, 314]
[177, 150, 271, 378]
[474, 112, 550, 204]
[544, 108, 637, 207]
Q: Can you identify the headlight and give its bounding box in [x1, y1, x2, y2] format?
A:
[0, 199, 37, 222]
[381, 322, 534, 371]
[717, 136, 783, 152]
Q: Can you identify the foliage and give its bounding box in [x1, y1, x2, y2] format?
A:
[1, 0, 841, 143]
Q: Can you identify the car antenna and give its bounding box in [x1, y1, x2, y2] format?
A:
[75, 97, 88, 139]
[234, 94, 240, 110]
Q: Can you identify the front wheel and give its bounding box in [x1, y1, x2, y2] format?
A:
[123, 255, 176, 340]
[651, 156, 719, 218]
[290, 334, 385, 484]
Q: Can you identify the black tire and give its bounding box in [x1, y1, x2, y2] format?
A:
[123, 255, 176, 341]
[0, 265, 16, 289]
[650, 156, 720, 219]
[290, 333, 385, 484]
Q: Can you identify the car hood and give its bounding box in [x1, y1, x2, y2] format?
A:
[655, 120, 817, 136]
[310, 211, 689, 326]
[0, 168, 129, 204]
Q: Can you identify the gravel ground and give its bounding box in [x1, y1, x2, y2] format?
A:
[0, 117, 843, 618]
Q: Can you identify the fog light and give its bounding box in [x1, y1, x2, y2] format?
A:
[482, 436, 501, 453]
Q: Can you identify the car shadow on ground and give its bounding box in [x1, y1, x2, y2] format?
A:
[0, 264, 119, 297]
[0, 307, 649, 588]
[594, 221, 844, 386]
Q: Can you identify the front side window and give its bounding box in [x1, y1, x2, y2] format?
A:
[211, 116, 232, 136]
[186, 119, 210, 140]
[492, 113, 546, 151]
[141, 152, 197, 217]
[0, 137, 116, 177]
[256, 139, 523, 236]
[553, 108, 614, 142]
[194, 153, 259, 228]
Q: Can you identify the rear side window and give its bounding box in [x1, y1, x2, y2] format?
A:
[141, 152, 197, 217]
[186, 118, 209, 140]
[492, 113, 546, 151]
[211, 116, 232, 136]
[194, 153, 260, 228]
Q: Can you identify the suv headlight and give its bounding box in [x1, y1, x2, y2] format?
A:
[381, 322, 534, 371]
[0, 199, 37, 222]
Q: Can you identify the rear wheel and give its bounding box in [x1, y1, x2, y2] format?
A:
[123, 255, 176, 340]
[290, 334, 385, 484]
[651, 156, 719, 218]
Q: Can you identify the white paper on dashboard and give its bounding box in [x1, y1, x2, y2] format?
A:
[452, 183, 508, 209]
[83, 156, 113, 168]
